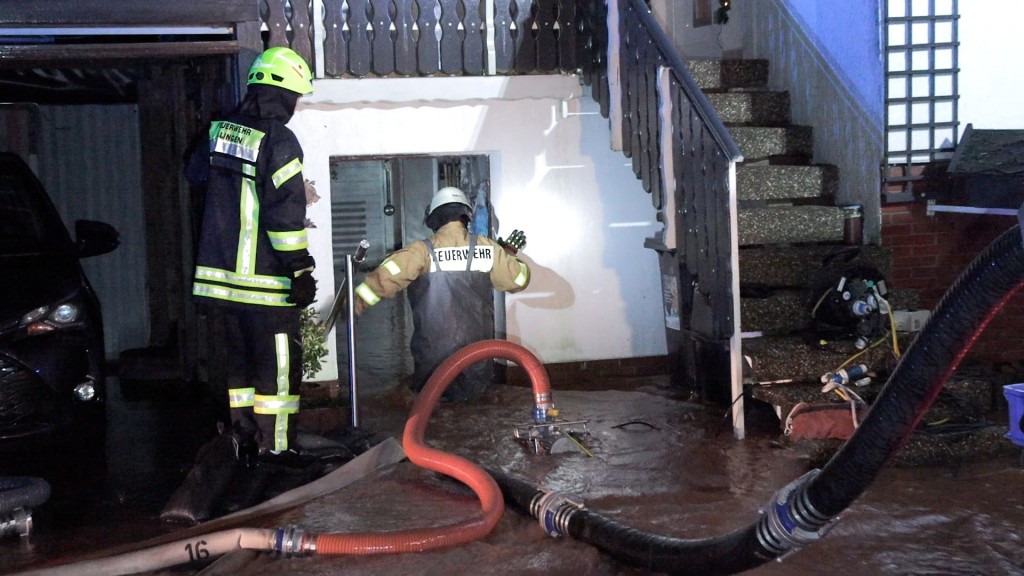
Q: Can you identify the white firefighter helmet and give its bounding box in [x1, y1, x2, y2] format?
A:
[427, 186, 472, 217]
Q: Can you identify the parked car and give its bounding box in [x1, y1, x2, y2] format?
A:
[0, 152, 119, 452]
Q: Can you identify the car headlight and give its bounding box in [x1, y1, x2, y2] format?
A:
[22, 302, 83, 335]
[52, 304, 79, 323]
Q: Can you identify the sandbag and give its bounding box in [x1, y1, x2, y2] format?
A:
[160, 434, 241, 525]
[784, 401, 865, 441]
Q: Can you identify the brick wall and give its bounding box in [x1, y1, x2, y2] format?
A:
[881, 203, 1023, 363]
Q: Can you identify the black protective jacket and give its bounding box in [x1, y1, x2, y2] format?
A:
[191, 85, 314, 308]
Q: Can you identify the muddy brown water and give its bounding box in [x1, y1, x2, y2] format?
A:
[2, 375, 1022, 575]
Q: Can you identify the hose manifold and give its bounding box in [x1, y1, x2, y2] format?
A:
[529, 490, 583, 538]
[756, 470, 839, 558]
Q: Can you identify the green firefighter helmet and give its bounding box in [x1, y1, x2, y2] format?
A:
[247, 47, 314, 95]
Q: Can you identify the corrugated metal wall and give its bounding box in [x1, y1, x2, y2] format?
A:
[33, 105, 150, 358]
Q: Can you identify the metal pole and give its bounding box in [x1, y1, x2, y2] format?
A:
[345, 253, 359, 428]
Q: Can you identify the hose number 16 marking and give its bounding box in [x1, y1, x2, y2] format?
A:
[185, 540, 210, 562]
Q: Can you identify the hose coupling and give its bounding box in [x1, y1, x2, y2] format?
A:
[756, 470, 839, 558]
[0, 507, 32, 539]
[534, 392, 554, 423]
[272, 526, 315, 556]
[529, 489, 583, 538]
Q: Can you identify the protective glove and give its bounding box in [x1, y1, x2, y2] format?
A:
[353, 295, 368, 316]
[287, 271, 317, 307]
[497, 229, 527, 255]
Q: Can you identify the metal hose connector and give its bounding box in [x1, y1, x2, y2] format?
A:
[534, 392, 554, 423]
[272, 526, 315, 557]
[0, 508, 33, 539]
[530, 490, 583, 537]
[756, 470, 838, 557]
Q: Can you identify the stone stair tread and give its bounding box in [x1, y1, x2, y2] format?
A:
[686, 58, 769, 91]
[743, 329, 912, 382]
[740, 244, 893, 286]
[730, 125, 814, 161]
[738, 205, 844, 246]
[707, 91, 791, 125]
[737, 163, 838, 201]
[740, 290, 809, 335]
[741, 287, 923, 335]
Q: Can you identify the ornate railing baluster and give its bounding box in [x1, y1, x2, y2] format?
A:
[348, 0, 373, 76]
[263, 0, 290, 48]
[533, 0, 556, 71]
[511, 0, 535, 73]
[322, 0, 347, 76]
[556, 0, 576, 72]
[438, 0, 462, 74]
[394, 0, 417, 75]
[415, 0, 441, 74]
[463, 0, 485, 75]
[493, 0, 515, 72]
[290, 0, 313, 66]
[370, 0, 396, 75]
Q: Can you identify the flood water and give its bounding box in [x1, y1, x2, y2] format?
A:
[1, 373, 1023, 575]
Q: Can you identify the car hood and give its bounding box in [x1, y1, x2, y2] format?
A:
[0, 254, 87, 321]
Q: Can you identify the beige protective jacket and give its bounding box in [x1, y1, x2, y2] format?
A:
[354, 221, 530, 311]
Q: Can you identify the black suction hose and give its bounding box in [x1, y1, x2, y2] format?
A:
[490, 223, 1024, 576]
[806, 222, 1024, 516]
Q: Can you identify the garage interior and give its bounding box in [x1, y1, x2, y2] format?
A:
[0, 1, 263, 389]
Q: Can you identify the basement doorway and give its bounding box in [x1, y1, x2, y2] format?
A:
[329, 154, 492, 391]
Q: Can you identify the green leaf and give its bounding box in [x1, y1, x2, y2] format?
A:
[300, 307, 329, 379]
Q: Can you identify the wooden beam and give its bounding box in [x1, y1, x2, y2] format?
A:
[0, 41, 240, 67]
[0, 0, 258, 27]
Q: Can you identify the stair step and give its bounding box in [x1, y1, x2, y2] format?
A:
[745, 338, 1009, 458]
[738, 205, 844, 246]
[743, 335, 860, 383]
[741, 290, 809, 334]
[707, 91, 791, 125]
[730, 126, 814, 162]
[740, 245, 894, 287]
[740, 285, 923, 335]
[686, 59, 769, 91]
[737, 164, 838, 202]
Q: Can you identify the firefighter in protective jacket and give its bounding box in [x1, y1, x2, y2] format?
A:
[354, 186, 531, 401]
[190, 47, 317, 467]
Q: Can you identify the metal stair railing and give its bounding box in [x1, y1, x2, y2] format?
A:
[607, 0, 745, 438]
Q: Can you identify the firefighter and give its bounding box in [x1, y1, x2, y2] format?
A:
[354, 186, 531, 401]
[190, 47, 317, 467]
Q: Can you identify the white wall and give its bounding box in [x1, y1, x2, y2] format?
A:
[292, 76, 668, 381]
[781, 0, 884, 123]
[958, 1, 1024, 131]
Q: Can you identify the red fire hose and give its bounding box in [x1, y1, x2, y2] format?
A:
[314, 339, 553, 554]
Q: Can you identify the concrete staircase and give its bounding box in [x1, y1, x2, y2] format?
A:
[688, 58, 883, 378]
[686, 59, 1013, 464]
